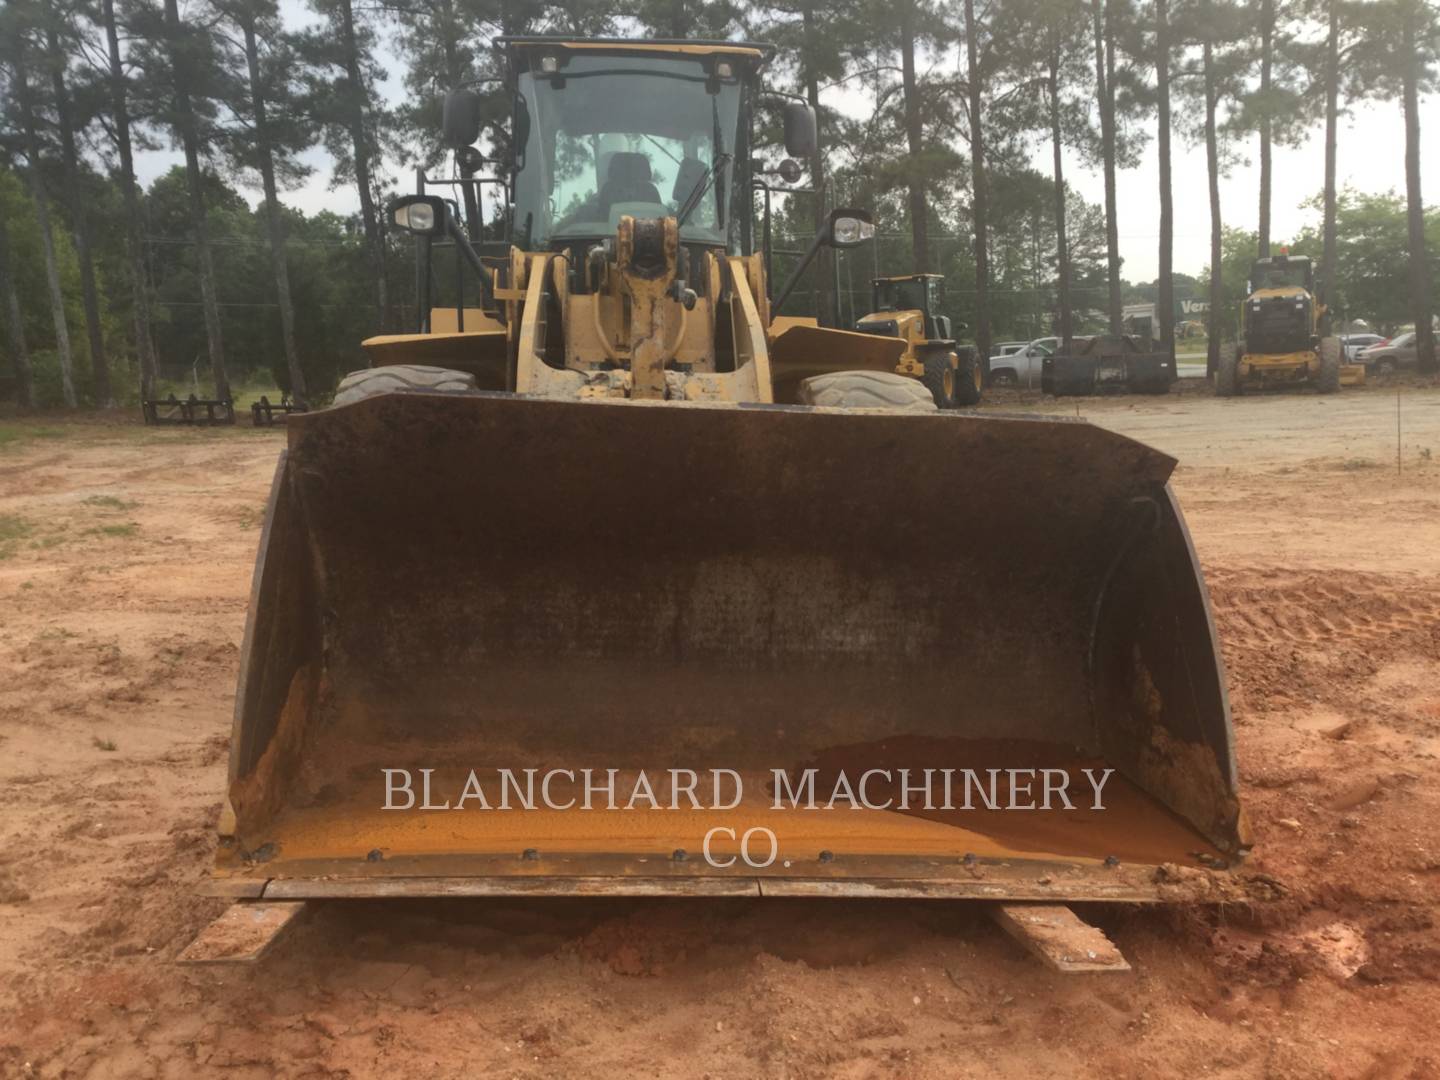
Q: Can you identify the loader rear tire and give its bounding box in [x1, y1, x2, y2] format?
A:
[1215, 346, 1241, 397]
[1317, 337, 1342, 394]
[332, 364, 477, 408]
[921, 353, 956, 408]
[797, 371, 938, 413]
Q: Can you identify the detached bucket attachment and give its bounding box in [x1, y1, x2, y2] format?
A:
[217, 393, 1243, 901]
[1045, 335, 1177, 396]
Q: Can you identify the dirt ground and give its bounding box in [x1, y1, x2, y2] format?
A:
[1, 379, 1438, 1079]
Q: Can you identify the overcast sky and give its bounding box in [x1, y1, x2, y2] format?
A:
[132, 17, 1440, 284]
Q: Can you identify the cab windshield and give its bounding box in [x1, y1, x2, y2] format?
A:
[1252, 260, 1311, 290]
[512, 55, 744, 250]
[876, 278, 937, 313]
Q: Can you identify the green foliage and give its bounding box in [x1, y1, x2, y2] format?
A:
[0, 0, 1434, 398]
[1289, 189, 1440, 331]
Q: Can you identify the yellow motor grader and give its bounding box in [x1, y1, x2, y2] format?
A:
[1217, 252, 1362, 395]
[854, 273, 983, 408]
[207, 38, 1243, 919]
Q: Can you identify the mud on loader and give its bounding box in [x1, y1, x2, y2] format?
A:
[198, 38, 1248, 952]
[853, 273, 983, 408]
[1217, 252, 1362, 395]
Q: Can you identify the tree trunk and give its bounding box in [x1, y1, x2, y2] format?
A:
[164, 0, 230, 401]
[14, 48, 77, 407]
[48, 27, 113, 406]
[801, 3, 835, 326]
[1203, 31, 1223, 377]
[1257, 0, 1273, 258]
[1320, 0, 1339, 334]
[899, 0, 929, 273]
[965, 0, 991, 373]
[241, 15, 309, 404]
[336, 0, 388, 330]
[1093, 0, 1122, 334]
[1155, 0, 1174, 356]
[1402, 1, 1436, 373]
[103, 0, 157, 402]
[0, 215, 34, 408]
[1049, 45, 1072, 352]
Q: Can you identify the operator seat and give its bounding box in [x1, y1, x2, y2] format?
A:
[600, 152, 662, 215]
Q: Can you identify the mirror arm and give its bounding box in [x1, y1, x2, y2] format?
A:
[772, 229, 827, 314]
[445, 214, 504, 324]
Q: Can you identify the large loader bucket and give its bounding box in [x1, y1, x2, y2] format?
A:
[216, 393, 1245, 902]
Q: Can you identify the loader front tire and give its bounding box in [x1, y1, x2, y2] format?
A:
[921, 353, 956, 408]
[332, 364, 477, 408]
[797, 371, 938, 413]
[1317, 337, 1342, 394]
[1215, 346, 1241, 397]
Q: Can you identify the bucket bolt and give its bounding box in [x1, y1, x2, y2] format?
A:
[366, 849, 384, 863]
[672, 849, 688, 862]
[818, 850, 834, 863]
[521, 848, 540, 861]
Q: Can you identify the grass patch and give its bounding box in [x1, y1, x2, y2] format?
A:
[85, 522, 139, 539]
[0, 515, 33, 541]
[83, 495, 140, 511]
[0, 424, 69, 449]
[92, 736, 118, 752]
[0, 514, 34, 559]
[1340, 457, 1380, 471]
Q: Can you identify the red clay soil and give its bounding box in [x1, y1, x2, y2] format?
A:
[1, 385, 1438, 1078]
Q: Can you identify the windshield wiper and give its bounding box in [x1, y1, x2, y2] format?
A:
[676, 152, 731, 227]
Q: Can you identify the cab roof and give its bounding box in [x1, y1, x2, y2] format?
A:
[497, 37, 773, 63]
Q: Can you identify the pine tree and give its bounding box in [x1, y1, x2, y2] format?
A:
[3, 13, 79, 407]
[45, 13, 114, 405]
[98, 0, 159, 400]
[214, 0, 313, 402]
[0, 209, 35, 407]
[307, 0, 392, 331]
[963, 0, 992, 370]
[1154, 0, 1174, 355]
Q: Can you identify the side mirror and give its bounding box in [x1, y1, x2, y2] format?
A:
[776, 158, 803, 185]
[820, 207, 876, 249]
[389, 195, 448, 237]
[442, 89, 482, 149]
[773, 207, 876, 313]
[782, 102, 817, 160]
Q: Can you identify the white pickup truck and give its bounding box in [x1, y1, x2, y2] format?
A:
[988, 337, 1058, 388]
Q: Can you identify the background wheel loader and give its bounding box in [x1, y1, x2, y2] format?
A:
[853, 273, 983, 408]
[211, 37, 1245, 911]
[1217, 252, 1363, 395]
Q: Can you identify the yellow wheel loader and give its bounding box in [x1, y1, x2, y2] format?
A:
[1217, 252, 1363, 395]
[854, 273, 983, 408]
[209, 38, 1245, 914]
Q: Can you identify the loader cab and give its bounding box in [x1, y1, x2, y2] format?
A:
[867, 274, 953, 342]
[1244, 254, 1316, 355]
[499, 40, 772, 258]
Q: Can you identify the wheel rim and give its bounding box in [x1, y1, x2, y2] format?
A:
[971, 366, 982, 393]
[943, 366, 955, 401]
